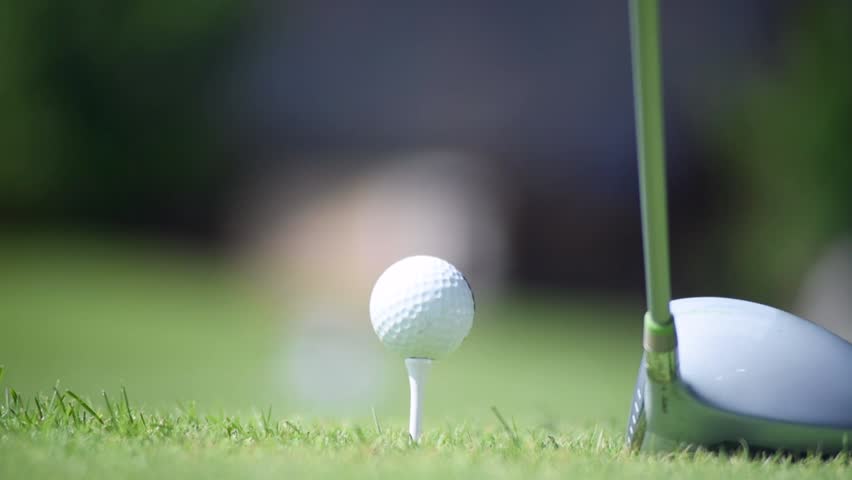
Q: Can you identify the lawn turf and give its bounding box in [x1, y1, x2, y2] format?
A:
[1, 386, 849, 480]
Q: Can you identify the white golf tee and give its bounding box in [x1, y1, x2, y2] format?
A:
[405, 357, 432, 442]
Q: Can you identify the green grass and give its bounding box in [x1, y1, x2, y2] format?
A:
[1, 386, 849, 479]
[1, 234, 850, 478]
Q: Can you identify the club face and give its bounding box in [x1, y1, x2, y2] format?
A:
[629, 297, 852, 453]
[626, 354, 648, 449]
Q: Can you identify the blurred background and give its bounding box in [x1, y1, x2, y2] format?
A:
[1, 1, 850, 426]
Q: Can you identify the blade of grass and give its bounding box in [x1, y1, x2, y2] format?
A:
[34, 396, 45, 421]
[263, 406, 272, 432]
[546, 434, 560, 449]
[371, 406, 383, 435]
[102, 391, 117, 424]
[490, 406, 520, 447]
[68, 402, 81, 425]
[284, 420, 302, 435]
[53, 387, 68, 415]
[47, 388, 57, 413]
[121, 386, 134, 424]
[8, 388, 20, 416]
[65, 390, 104, 425]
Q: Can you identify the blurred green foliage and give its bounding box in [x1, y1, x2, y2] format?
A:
[0, 0, 247, 222]
[716, 3, 852, 304]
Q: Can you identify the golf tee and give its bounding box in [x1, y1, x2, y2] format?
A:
[405, 357, 432, 442]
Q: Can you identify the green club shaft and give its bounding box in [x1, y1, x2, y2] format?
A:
[629, 0, 674, 341]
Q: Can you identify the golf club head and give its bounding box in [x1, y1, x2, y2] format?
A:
[628, 297, 852, 453]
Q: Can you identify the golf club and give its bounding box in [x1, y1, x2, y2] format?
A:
[627, 0, 852, 454]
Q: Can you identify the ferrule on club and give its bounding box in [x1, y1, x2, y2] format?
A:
[405, 357, 432, 442]
[643, 311, 677, 383]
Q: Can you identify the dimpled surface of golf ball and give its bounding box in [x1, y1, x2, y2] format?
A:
[370, 256, 475, 359]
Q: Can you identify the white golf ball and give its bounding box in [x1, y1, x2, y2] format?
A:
[369, 256, 475, 359]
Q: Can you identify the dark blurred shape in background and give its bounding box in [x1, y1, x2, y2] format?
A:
[0, 0, 248, 237]
[1, 0, 850, 408]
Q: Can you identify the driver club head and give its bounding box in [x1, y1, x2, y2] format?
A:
[628, 297, 852, 453]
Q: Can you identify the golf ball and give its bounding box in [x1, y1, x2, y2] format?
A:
[370, 256, 475, 359]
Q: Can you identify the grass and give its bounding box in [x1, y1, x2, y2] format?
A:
[1, 233, 850, 478]
[1, 385, 849, 479]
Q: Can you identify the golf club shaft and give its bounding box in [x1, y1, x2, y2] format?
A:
[629, 0, 674, 337]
